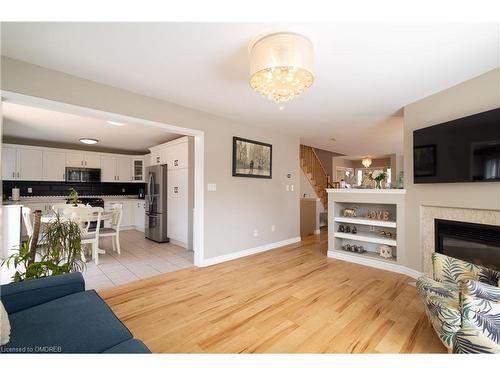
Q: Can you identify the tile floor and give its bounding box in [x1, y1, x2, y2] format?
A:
[82, 229, 194, 290]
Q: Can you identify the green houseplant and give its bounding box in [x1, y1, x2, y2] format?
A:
[368, 170, 388, 189]
[2, 213, 85, 282]
[68, 188, 81, 206]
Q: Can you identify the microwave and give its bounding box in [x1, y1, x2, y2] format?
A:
[65, 167, 101, 183]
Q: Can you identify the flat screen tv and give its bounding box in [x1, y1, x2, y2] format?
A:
[413, 107, 500, 183]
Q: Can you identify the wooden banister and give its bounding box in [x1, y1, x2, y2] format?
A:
[299, 145, 330, 209]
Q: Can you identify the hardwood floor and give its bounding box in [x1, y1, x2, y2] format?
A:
[100, 232, 446, 353]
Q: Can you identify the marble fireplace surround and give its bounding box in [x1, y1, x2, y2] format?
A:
[421, 205, 500, 275]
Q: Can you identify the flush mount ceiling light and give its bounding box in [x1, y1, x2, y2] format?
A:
[362, 157, 372, 168]
[79, 138, 99, 145]
[107, 120, 125, 126]
[248, 31, 314, 104]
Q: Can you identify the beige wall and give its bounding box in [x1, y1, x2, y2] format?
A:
[1, 57, 301, 260]
[403, 68, 500, 271]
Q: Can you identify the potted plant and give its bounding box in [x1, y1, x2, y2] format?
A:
[368, 170, 388, 189]
[68, 188, 81, 206]
[1, 213, 85, 282]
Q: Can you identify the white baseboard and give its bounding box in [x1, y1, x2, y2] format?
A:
[327, 250, 422, 279]
[201, 237, 301, 267]
[313, 229, 321, 235]
[169, 238, 188, 249]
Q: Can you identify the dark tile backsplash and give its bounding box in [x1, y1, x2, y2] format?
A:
[3, 180, 146, 198]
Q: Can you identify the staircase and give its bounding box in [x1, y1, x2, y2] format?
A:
[299, 145, 331, 209]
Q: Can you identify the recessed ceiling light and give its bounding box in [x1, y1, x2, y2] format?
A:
[330, 137, 336, 142]
[107, 120, 125, 126]
[79, 138, 99, 145]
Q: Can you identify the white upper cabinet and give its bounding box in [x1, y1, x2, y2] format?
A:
[2, 144, 146, 183]
[132, 158, 145, 182]
[168, 141, 188, 169]
[17, 148, 43, 181]
[66, 151, 101, 168]
[2, 146, 17, 180]
[84, 152, 101, 168]
[65, 152, 85, 167]
[101, 154, 132, 182]
[116, 156, 131, 182]
[150, 149, 162, 165]
[100, 154, 116, 182]
[43, 151, 66, 181]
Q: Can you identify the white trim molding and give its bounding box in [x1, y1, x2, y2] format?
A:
[201, 237, 301, 267]
[327, 250, 422, 279]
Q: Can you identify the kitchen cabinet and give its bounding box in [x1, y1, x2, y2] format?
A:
[18, 149, 43, 181]
[43, 151, 66, 181]
[133, 200, 145, 230]
[2, 146, 17, 180]
[100, 154, 116, 182]
[167, 141, 189, 169]
[3, 146, 45, 181]
[150, 149, 162, 165]
[167, 168, 188, 245]
[116, 156, 132, 182]
[132, 158, 145, 181]
[66, 151, 101, 168]
[100, 155, 131, 182]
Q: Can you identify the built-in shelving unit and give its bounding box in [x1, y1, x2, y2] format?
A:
[326, 189, 407, 275]
[333, 231, 397, 246]
[334, 216, 397, 228]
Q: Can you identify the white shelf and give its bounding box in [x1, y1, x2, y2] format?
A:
[334, 231, 397, 246]
[331, 248, 397, 264]
[334, 216, 397, 228]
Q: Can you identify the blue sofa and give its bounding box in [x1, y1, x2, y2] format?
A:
[1, 272, 150, 353]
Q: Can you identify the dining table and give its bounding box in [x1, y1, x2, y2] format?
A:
[40, 210, 116, 255]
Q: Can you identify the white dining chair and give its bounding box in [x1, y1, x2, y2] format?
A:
[63, 206, 103, 264]
[99, 203, 123, 255]
[21, 206, 47, 247]
[21, 206, 34, 238]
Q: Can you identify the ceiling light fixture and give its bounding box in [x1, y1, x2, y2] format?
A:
[248, 31, 314, 104]
[107, 120, 125, 126]
[79, 138, 99, 145]
[362, 157, 372, 168]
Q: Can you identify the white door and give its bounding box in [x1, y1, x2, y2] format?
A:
[116, 156, 131, 182]
[66, 152, 85, 167]
[84, 152, 101, 168]
[43, 151, 66, 181]
[2, 146, 17, 180]
[100, 154, 116, 182]
[18, 148, 43, 181]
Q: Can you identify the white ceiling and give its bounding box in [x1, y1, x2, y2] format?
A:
[2, 102, 182, 154]
[2, 22, 499, 156]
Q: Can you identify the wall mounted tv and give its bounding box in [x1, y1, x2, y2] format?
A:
[413, 107, 500, 183]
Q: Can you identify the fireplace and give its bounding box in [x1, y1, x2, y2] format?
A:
[435, 219, 500, 270]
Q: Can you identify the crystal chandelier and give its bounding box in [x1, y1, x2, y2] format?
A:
[248, 32, 314, 104]
[362, 157, 372, 168]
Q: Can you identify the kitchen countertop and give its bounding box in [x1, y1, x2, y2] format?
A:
[3, 195, 145, 205]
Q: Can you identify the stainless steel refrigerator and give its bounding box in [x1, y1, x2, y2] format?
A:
[145, 164, 169, 242]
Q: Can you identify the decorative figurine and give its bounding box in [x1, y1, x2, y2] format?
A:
[342, 207, 358, 217]
[345, 225, 351, 233]
[379, 245, 393, 259]
[338, 225, 345, 233]
[351, 225, 357, 234]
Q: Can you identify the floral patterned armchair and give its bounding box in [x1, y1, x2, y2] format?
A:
[416, 253, 500, 353]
